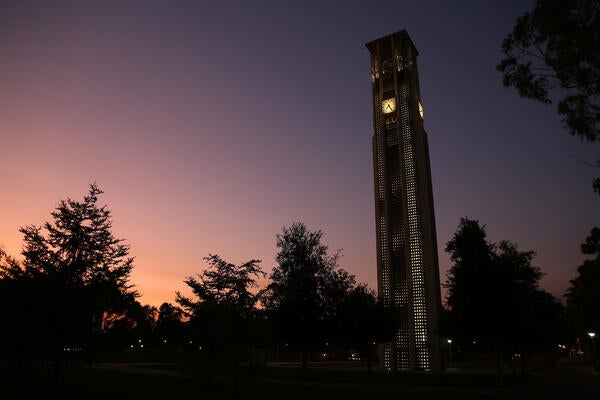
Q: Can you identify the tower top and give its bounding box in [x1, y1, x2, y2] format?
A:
[365, 29, 419, 56]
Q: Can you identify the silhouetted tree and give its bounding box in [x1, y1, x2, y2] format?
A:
[565, 227, 600, 338]
[101, 301, 157, 351]
[445, 218, 562, 374]
[0, 248, 21, 278]
[333, 284, 397, 371]
[0, 185, 138, 377]
[498, 0, 600, 142]
[176, 254, 264, 381]
[262, 222, 356, 371]
[155, 302, 185, 348]
[129, 302, 158, 347]
[497, 0, 600, 192]
[445, 218, 495, 342]
[0, 249, 28, 361]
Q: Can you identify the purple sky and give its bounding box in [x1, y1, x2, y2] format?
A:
[1, 0, 598, 307]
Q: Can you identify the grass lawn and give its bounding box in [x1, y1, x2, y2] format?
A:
[1, 359, 597, 400]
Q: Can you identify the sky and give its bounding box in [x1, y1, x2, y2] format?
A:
[1, 0, 598, 307]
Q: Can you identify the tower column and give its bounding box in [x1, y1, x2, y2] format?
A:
[366, 30, 442, 371]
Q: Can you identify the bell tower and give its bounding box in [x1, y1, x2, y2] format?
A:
[366, 30, 442, 370]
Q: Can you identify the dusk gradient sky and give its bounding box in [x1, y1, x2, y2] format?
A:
[1, 0, 598, 307]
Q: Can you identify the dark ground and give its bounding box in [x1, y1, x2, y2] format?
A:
[1, 357, 597, 400]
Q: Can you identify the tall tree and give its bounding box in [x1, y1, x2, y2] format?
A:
[0, 185, 137, 378]
[19, 184, 137, 346]
[444, 218, 496, 346]
[262, 222, 356, 370]
[445, 218, 562, 373]
[497, 0, 600, 192]
[176, 254, 264, 379]
[565, 227, 600, 336]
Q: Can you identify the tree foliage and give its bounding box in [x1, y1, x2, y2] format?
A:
[154, 302, 185, 347]
[101, 301, 159, 351]
[176, 254, 265, 376]
[444, 218, 562, 369]
[0, 248, 21, 280]
[0, 184, 137, 361]
[333, 284, 397, 369]
[262, 222, 356, 368]
[565, 227, 600, 334]
[177, 254, 264, 318]
[497, 0, 600, 142]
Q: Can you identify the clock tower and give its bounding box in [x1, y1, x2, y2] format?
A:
[366, 30, 442, 370]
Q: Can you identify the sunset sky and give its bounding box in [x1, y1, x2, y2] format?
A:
[1, 0, 598, 307]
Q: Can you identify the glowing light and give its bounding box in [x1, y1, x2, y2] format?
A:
[382, 98, 396, 114]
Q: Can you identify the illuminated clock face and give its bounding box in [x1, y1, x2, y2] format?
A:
[418, 101, 424, 120]
[382, 98, 396, 114]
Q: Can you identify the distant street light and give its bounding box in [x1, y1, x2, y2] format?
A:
[447, 339, 453, 363]
[588, 332, 596, 360]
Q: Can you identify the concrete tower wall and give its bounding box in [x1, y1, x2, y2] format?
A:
[366, 30, 442, 371]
